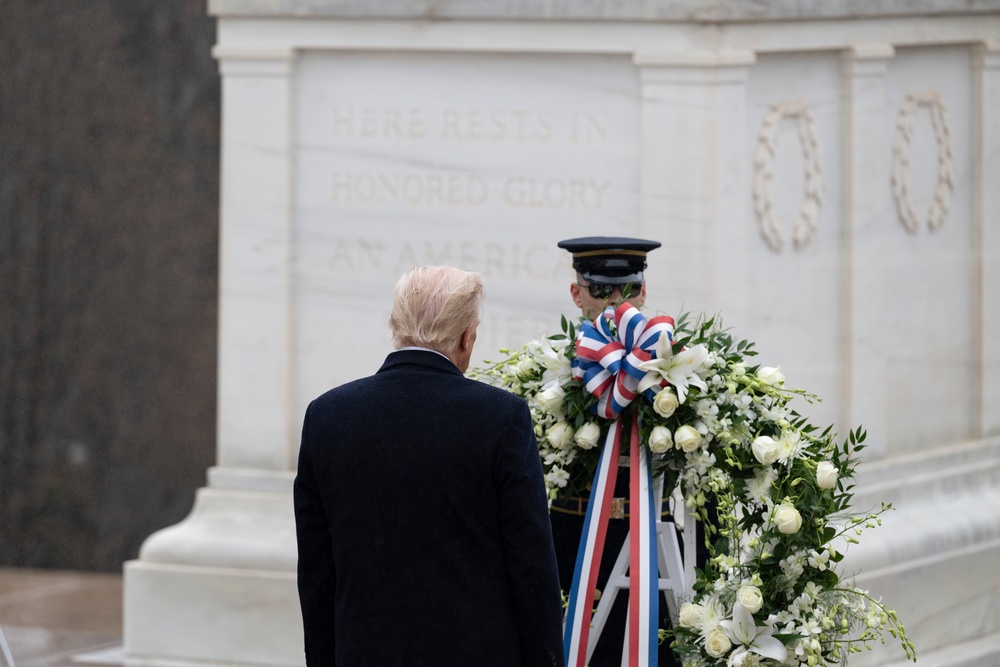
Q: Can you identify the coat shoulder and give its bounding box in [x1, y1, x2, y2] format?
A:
[306, 374, 379, 412]
[305, 368, 529, 423]
[462, 377, 530, 411]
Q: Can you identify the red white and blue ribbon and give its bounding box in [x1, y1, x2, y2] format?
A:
[562, 416, 660, 667]
[563, 420, 622, 667]
[572, 303, 675, 420]
[563, 303, 670, 667]
[628, 417, 659, 667]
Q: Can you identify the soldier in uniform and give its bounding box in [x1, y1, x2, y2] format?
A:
[553, 237, 679, 667]
[560, 236, 657, 320]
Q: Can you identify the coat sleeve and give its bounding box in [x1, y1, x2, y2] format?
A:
[494, 399, 566, 667]
[293, 403, 337, 667]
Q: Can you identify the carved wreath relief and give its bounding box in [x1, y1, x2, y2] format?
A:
[752, 101, 824, 253]
[890, 91, 954, 234]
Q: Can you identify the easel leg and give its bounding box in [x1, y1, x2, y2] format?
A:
[586, 538, 630, 666]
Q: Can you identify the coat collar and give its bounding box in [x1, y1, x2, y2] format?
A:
[378, 349, 463, 376]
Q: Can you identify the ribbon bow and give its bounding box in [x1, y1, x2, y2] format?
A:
[572, 303, 675, 419]
[563, 303, 676, 667]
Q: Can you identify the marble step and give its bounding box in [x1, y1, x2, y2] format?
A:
[842, 437, 1000, 666]
[843, 437, 1000, 573]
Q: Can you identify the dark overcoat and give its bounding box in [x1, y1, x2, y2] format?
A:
[294, 349, 565, 667]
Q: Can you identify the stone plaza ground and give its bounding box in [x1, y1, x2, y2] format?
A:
[0, 568, 121, 667]
[3, 564, 1000, 667]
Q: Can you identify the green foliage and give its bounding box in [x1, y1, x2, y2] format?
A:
[469, 310, 914, 666]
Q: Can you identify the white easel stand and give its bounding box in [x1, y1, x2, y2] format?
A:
[0, 625, 15, 667]
[585, 471, 697, 666]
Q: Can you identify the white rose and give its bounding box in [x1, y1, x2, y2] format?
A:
[737, 585, 764, 614]
[674, 425, 703, 453]
[774, 503, 803, 535]
[652, 387, 680, 418]
[536, 385, 566, 416]
[751, 435, 779, 465]
[546, 421, 575, 449]
[704, 628, 732, 658]
[574, 422, 601, 450]
[816, 461, 838, 490]
[648, 425, 674, 453]
[678, 602, 706, 629]
[756, 366, 785, 386]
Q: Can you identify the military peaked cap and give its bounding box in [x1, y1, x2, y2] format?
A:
[557, 236, 661, 284]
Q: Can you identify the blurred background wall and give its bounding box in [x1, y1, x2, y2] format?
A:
[0, 1, 219, 572]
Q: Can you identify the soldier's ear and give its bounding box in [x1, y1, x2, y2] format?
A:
[570, 283, 584, 309]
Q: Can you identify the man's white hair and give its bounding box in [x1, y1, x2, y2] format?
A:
[389, 266, 484, 355]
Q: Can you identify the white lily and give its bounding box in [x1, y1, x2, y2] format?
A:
[537, 338, 572, 391]
[719, 601, 788, 667]
[537, 337, 569, 370]
[636, 335, 710, 403]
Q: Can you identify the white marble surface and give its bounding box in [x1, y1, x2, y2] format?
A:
[845, 438, 1000, 665]
[736, 50, 846, 432]
[881, 45, 978, 454]
[124, 6, 1000, 667]
[977, 43, 1000, 438]
[208, 0, 1000, 21]
[216, 54, 296, 472]
[124, 560, 301, 667]
[291, 51, 640, 404]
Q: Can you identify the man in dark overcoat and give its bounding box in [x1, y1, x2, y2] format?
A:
[294, 265, 565, 667]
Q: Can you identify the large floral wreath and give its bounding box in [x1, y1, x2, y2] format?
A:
[470, 304, 915, 667]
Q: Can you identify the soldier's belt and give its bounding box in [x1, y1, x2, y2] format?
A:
[550, 495, 673, 520]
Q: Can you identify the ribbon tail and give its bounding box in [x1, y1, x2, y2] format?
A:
[563, 419, 622, 667]
[628, 418, 659, 667]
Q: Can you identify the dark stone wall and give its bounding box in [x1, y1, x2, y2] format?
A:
[0, 1, 220, 571]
